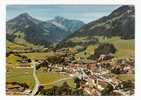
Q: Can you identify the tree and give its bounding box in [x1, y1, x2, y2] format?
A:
[101, 84, 113, 95]
[36, 60, 49, 70]
[28, 59, 31, 63]
[40, 81, 86, 96]
[47, 54, 65, 64]
[59, 82, 72, 95]
[19, 82, 29, 89]
[111, 67, 121, 74]
[41, 82, 72, 96]
[120, 80, 134, 91]
[74, 77, 81, 89]
[92, 43, 117, 60]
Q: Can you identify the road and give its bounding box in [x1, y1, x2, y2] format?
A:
[30, 61, 73, 95]
[95, 74, 116, 88]
[29, 62, 128, 96]
[30, 61, 40, 96]
[113, 90, 128, 96]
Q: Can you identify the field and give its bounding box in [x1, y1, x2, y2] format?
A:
[6, 68, 34, 89]
[21, 52, 51, 60]
[74, 36, 134, 59]
[6, 54, 21, 67]
[6, 67, 75, 90]
[97, 36, 134, 58]
[116, 74, 134, 81]
[36, 70, 75, 89]
[6, 43, 75, 91]
[6, 40, 26, 51]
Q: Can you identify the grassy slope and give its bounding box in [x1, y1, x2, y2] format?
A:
[97, 36, 134, 58]
[20, 52, 50, 60]
[6, 39, 43, 52]
[36, 70, 75, 89]
[6, 40, 26, 52]
[116, 74, 134, 81]
[73, 36, 134, 59]
[6, 68, 34, 89]
[6, 68, 75, 90]
[7, 54, 20, 65]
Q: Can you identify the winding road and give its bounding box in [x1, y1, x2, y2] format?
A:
[30, 61, 40, 96]
[29, 61, 128, 96]
[30, 61, 74, 96]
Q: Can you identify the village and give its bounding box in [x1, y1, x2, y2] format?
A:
[6, 44, 135, 96]
[30, 52, 135, 96]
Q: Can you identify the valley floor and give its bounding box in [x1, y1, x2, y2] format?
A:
[6, 37, 135, 96]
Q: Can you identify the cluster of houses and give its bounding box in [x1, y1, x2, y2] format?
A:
[111, 57, 134, 74]
[6, 51, 134, 96]
[10, 51, 132, 96]
[35, 54, 134, 96]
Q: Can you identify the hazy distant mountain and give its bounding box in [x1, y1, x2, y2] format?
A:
[48, 16, 85, 33]
[66, 5, 135, 40]
[6, 13, 85, 46]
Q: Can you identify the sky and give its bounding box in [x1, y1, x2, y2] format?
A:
[7, 5, 120, 23]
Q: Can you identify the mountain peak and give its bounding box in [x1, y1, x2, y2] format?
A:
[7, 12, 42, 25]
[109, 5, 134, 18]
[54, 16, 66, 20]
[19, 12, 30, 17]
[49, 16, 85, 33]
[53, 16, 68, 24]
[17, 12, 33, 20]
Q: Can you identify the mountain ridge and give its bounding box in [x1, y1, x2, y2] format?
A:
[6, 13, 85, 46]
[56, 5, 135, 49]
[66, 5, 135, 40]
[48, 16, 85, 33]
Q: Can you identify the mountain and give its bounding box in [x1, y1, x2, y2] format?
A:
[66, 5, 135, 40]
[6, 13, 84, 47]
[48, 16, 85, 33]
[55, 5, 135, 50]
